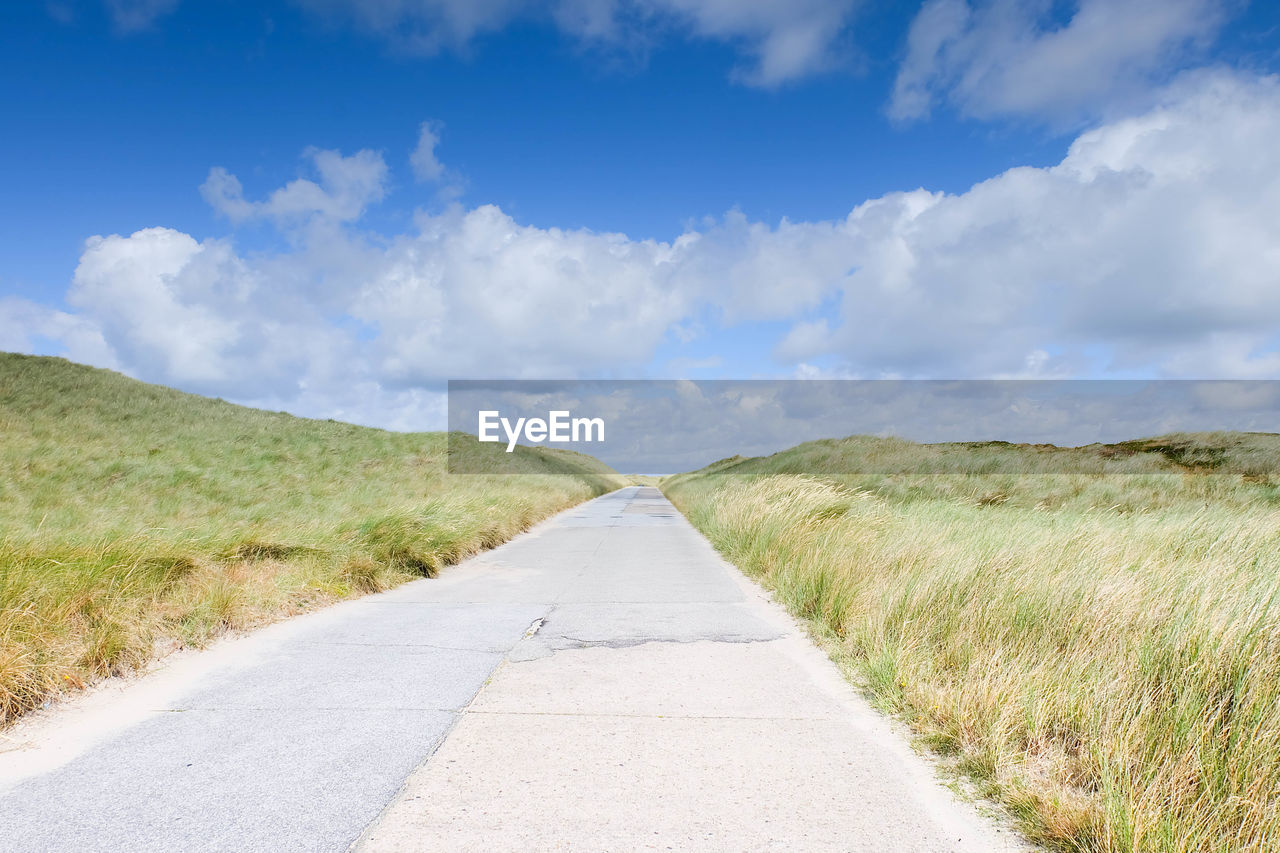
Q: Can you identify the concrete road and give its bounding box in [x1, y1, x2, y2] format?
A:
[0, 487, 1025, 852]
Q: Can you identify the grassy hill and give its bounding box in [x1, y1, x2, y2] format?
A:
[663, 434, 1280, 853]
[0, 353, 626, 725]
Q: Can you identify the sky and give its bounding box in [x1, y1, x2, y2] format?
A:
[2, 0, 1280, 430]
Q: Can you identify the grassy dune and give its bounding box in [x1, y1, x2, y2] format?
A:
[0, 353, 625, 726]
[663, 435, 1280, 852]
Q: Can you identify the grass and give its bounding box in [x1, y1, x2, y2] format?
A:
[0, 353, 626, 726]
[662, 433, 1280, 852]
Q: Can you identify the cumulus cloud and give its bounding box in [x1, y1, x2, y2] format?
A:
[9, 69, 1280, 429]
[353, 204, 694, 381]
[891, 0, 1229, 125]
[0, 297, 117, 368]
[800, 70, 1280, 377]
[64, 227, 356, 397]
[201, 147, 389, 224]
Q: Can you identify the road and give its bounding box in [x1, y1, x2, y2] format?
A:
[0, 487, 1025, 852]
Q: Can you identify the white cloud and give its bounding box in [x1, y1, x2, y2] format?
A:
[104, 0, 178, 32]
[86, 0, 1234, 100]
[80, 0, 862, 85]
[410, 122, 446, 182]
[634, 0, 859, 86]
[408, 120, 464, 199]
[291, 0, 860, 86]
[201, 147, 389, 224]
[10, 69, 1280, 429]
[65, 228, 339, 395]
[805, 70, 1280, 377]
[296, 0, 525, 53]
[17, 202, 698, 425]
[0, 297, 118, 369]
[356, 204, 693, 381]
[891, 0, 1229, 125]
[665, 355, 723, 372]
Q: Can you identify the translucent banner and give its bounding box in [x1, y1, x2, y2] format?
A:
[446, 379, 1280, 475]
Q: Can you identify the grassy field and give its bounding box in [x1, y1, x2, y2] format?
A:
[0, 353, 626, 726]
[663, 434, 1280, 852]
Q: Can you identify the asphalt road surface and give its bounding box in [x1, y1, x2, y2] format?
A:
[0, 487, 1026, 852]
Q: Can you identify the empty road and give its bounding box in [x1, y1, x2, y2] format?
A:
[0, 487, 1024, 852]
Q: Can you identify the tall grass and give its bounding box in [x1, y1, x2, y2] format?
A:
[0, 353, 626, 726]
[663, 434, 1280, 852]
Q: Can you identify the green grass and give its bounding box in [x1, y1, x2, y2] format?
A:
[663, 433, 1280, 852]
[0, 353, 626, 725]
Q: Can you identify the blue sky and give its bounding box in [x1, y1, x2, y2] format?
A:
[3, 0, 1280, 428]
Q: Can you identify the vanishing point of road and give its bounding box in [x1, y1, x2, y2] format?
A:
[0, 487, 1025, 852]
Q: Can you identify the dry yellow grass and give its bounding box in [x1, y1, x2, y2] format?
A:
[0, 353, 626, 726]
[663, 435, 1280, 852]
